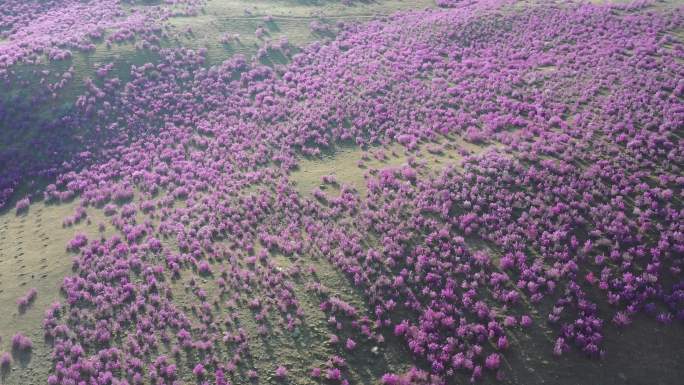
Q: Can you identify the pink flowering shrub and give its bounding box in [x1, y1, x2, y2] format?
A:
[11, 333, 32, 352]
[14, 197, 30, 214]
[0, 352, 11, 370]
[16, 288, 37, 312]
[275, 365, 288, 379]
[435, 0, 462, 8]
[66, 233, 88, 251]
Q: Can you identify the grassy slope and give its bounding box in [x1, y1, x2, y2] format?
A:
[0, 202, 115, 384]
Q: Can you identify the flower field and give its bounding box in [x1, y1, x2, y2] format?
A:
[0, 0, 683, 384]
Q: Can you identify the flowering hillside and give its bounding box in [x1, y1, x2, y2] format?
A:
[0, 0, 683, 384]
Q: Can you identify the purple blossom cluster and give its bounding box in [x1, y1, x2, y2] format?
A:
[0, 0, 681, 383]
[66, 233, 88, 251]
[0, 351, 11, 371]
[11, 333, 32, 352]
[435, 0, 463, 8]
[14, 196, 29, 214]
[16, 287, 37, 312]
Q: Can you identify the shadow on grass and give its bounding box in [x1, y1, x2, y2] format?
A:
[11, 349, 32, 369]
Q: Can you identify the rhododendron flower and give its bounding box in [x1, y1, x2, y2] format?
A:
[11, 333, 32, 352]
[193, 363, 206, 378]
[275, 365, 288, 378]
[0, 352, 11, 369]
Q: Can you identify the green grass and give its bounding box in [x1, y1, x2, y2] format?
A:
[167, 0, 438, 65]
[290, 137, 496, 198]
